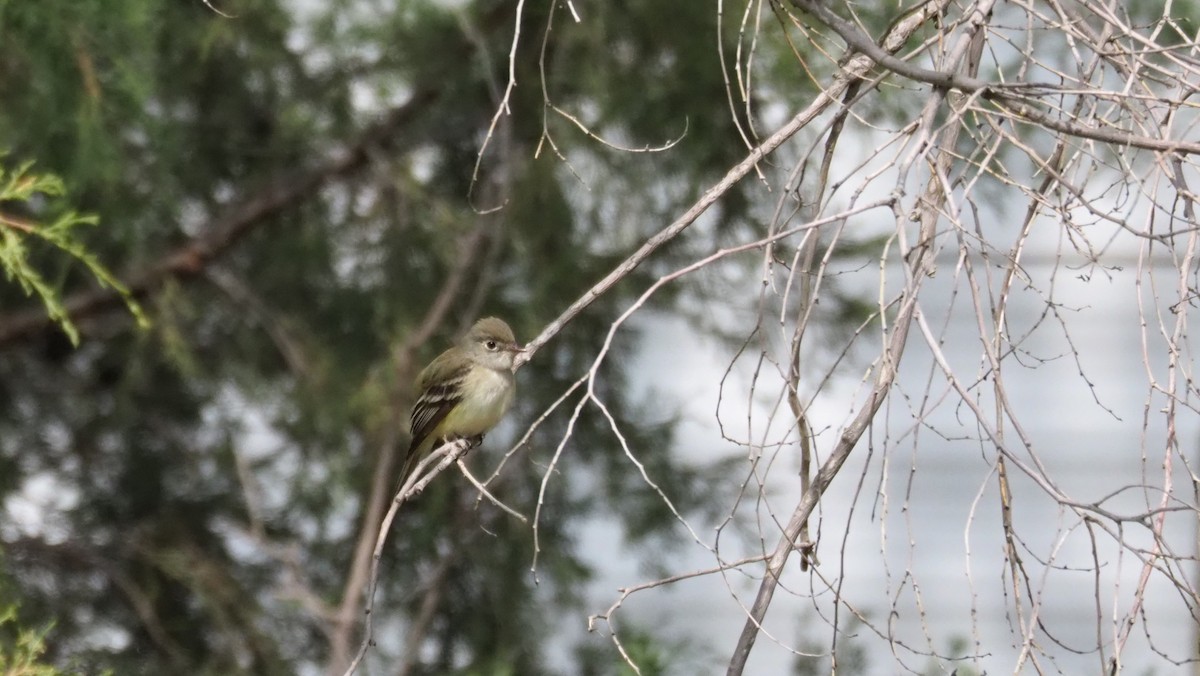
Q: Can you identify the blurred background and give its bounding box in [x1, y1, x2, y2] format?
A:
[2, 1, 1199, 675]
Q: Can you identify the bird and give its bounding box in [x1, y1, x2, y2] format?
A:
[396, 317, 523, 489]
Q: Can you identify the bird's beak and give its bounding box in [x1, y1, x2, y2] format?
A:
[509, 342, 526, 354]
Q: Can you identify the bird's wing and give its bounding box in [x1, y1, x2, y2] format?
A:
[407, 349, 469, 454]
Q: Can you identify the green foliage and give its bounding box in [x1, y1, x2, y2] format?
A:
[0, 602, 60, 676]
[0, 161, 147, 345]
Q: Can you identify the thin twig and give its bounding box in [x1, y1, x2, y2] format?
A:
[512, 6, 937, 372]
[456, 458, 527, 523]
[340, 437, 477, 676]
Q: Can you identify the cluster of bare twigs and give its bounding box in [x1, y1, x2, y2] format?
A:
[25, 0, 1200, 673]
[497, 0, 1200, 674]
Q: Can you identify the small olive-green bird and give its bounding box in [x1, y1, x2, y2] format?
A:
[398, 317, 524, 486]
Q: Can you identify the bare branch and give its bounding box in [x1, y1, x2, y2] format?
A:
[340, 437, 477, 676]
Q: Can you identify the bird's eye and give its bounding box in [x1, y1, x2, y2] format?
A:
[485, 340, 498, 351]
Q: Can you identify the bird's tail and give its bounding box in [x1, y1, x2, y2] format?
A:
[392, 436, 430, 500]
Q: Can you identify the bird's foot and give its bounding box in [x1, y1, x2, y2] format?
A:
[449, 434, 485, 448]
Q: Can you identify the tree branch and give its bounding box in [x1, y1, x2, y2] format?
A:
[726, 0, 979, 668]
[787, 0, 1200, 155]
[0, 86, 439, 348]
[725, 224, 934, 674]
[512, 0, 947, 371]
[339, 437, 478, 676]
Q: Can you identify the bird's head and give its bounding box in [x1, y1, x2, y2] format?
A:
[462, 317, 524, 371]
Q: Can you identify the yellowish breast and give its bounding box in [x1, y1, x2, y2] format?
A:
[445, 366, 516, 437]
